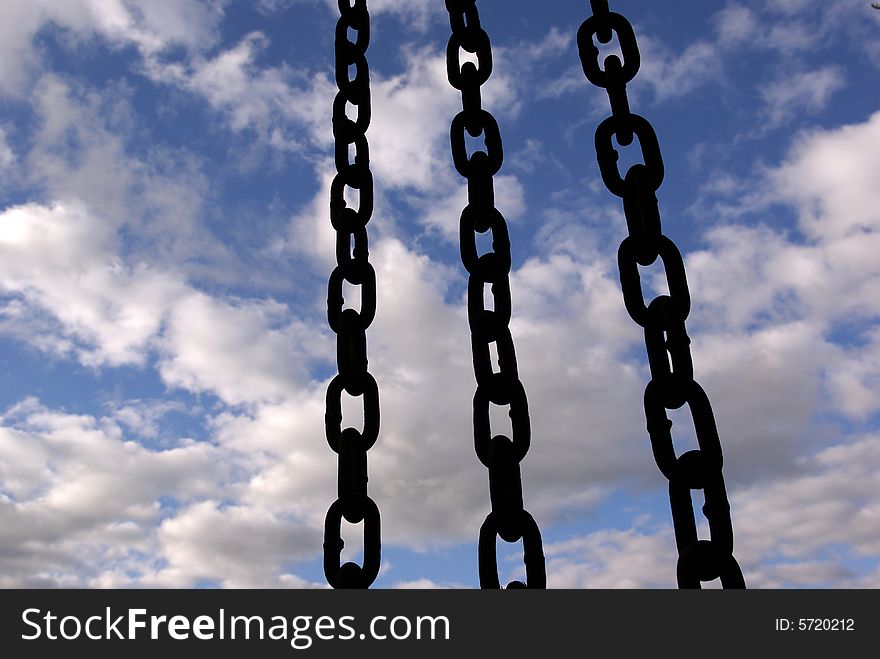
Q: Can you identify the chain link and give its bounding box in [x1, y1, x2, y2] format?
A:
[324, 0, 381, 589]
[445, 0, 546, 589]
[578, 1, 745, 588]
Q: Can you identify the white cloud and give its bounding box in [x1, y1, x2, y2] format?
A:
[262, 0, 443, 29]
[419, 174, 526, 242]
[183, 32, 287, 132]
[683, 113, 880, 431]
[143, 32, 483, 185]
[109, 399, 194, 442]
[0, 201, 186, 367]
[0, 0, 222, 96]
[691, 321, 834, 483]
[0, 126, 14, 171]
[760, 67, 845, 128]
[279, 108, 880, 567]
[0, 398, 228, 587]
[208, 395, 334, 524]
[545, 527, 678, 588]
[393, 578, 463, 589]
[714, 4, 759, 45]
[24, 74, 222, 273]
[826, 328, 880, 421]
[765, 0, 814, 14]
[360, 0, 442, 30]
[367, 47, 461, 191]
[44, 0, 221, 55]
[158, 291, 329, 406]
[361, 236, 651, 538]
[541, 432, 880, 589]
[0, 65, 327, 390]
[636, 35, 725, 102]
[733, 434, 880, 586]
[148, 500, 323, 588]
[0, 201, 329, 405]
[286, 166, 338, 271]
[761, 0, 880, 61]
[27, 75, 138, 224]
[773, 111, 880, 241]
[148, 31, 336, 151]
[542, 0, 866, 120]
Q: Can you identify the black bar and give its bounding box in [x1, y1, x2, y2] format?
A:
[0, 589, 875, 657]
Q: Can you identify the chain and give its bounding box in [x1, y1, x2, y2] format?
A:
[445, 0, 546, 589]
[323, 0, 381, 589]
[577, 0, 745, 588]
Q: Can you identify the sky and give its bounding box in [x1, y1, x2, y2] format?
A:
[0, 0, 879, 589]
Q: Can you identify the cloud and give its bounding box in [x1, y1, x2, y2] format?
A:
[109, 399, 193, 442]
[261, 0, 444, 30]
[539, 432, 880, 588]
[286, 166, 338, 271]
[0, 126, 14, 171]
[419, 175, 526, 242]
[0, 0, 222, 96]
[0, 64, 329, 387]
[367, 46, 462, 191]
[713, 3, 759, 45]
[360, 0, 443, 30]
[0, 398, 227, 587]
[690, 320, 834, 484]
[149, 500, 323, 588]
[683, 113, 880, 441]
[0, 200, 328, 403]
[0, 197, 331, 403]
[772, 111, 880, 241]
[541, 0, 868, 124]
[760, 0, 880, 61]
[0, 201, 186, 367]
[733, 434, 880, 587]
[24, 73, 224, 273]
[545, 527, 678, 588]
[145, 31, 336, 154]
[760, 67, 845, 128]
[392, 578, 463, 589]
[158, 291, 330, 406]
[825, 328, 880, 421]
[636, 34, 725, 102]
[207, 395, 334, 520]
[27, 74, 139, 224]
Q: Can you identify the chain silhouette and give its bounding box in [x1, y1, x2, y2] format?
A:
[324, 0, 381, 589]
[445, 0, 546, 589]
[578, 0, 745, 588]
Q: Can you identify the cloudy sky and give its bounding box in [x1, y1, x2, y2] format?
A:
[0, 0, 878, 589]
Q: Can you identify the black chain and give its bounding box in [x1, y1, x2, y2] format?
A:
[578, 0, 745, 588]
[445, 0, 546, 589]
[324, 0, 381, 589]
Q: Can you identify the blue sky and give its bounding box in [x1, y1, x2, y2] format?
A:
[0, 0, 879, 588]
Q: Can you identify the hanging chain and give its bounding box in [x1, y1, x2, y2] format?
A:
[578, 0, 745, 588]
[445, 0, 546, 589]
[323, 0, 381, 589]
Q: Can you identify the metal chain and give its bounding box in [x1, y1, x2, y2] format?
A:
[578, 0, 745, 588]
[445, 0, 546, 589]
[324, 0, 381, 589]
